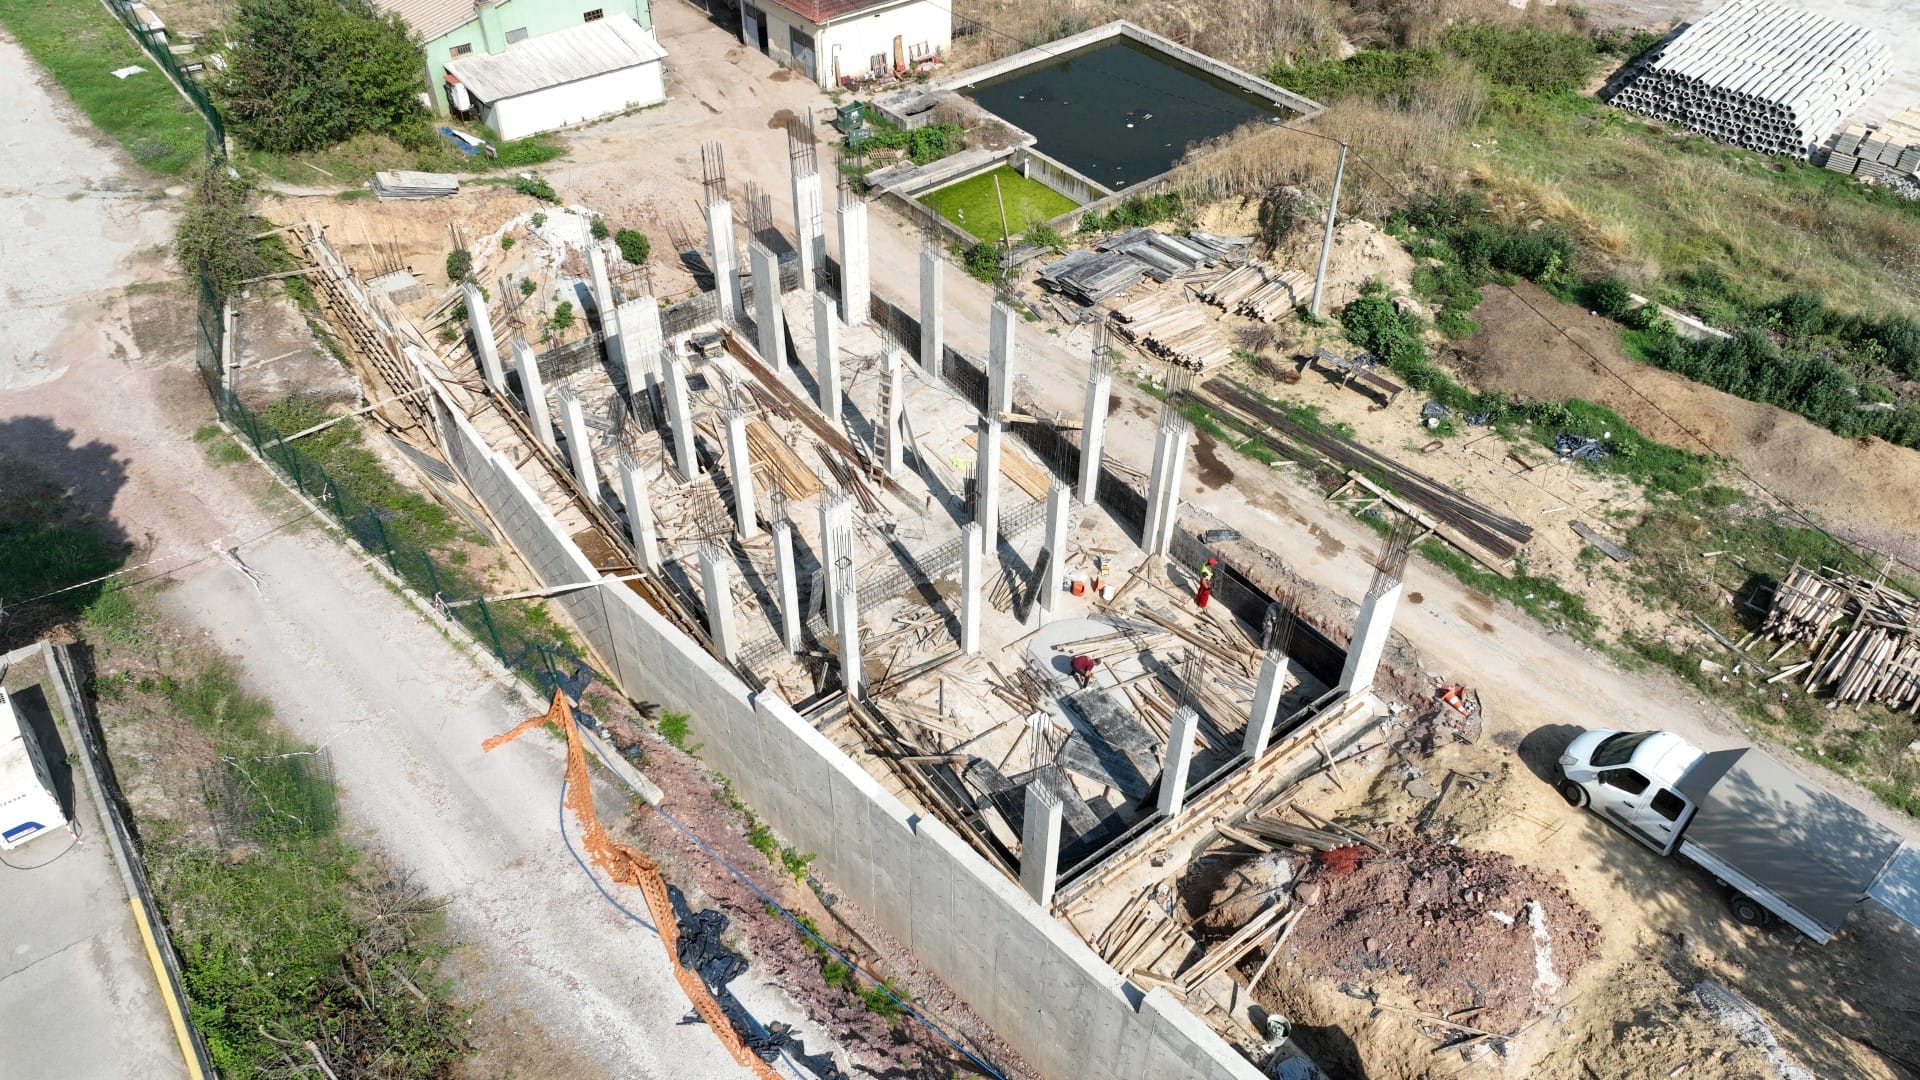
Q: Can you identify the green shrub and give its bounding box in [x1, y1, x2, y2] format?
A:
[614, 228, 650, 265]
[960, 241, 1000, 283]
[1588, 275, 1636, 320]
[531, 211, 547, 228]
[862, 119, 964, 165]
[590, 216, 610, 241]
[1024, 223, 1066, 252]
[519, 277, 537, 296]
[1440, 23, 1597, 95]
[216, 0, 424, 153]
[514, 174, 558, 203]
[445, 248, 472, 283]
[657, 710, 692, 750]
[549, 301, 576, 333]
[492, 137, 563, 167]
[500, 236, 515, 251]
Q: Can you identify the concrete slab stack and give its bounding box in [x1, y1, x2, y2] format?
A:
[1604, 0, 1889, 158]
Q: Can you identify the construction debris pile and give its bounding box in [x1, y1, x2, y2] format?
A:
[1759, 563, 1920, 709]
[1826, 109, 1920, 194]
[1603, 0, 1889, 158]
[1286, 829, 1601, 1034]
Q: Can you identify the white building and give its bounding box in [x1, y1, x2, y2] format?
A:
[0, 687, 65, 851]
[741, 0, 950, 87]
[445, 12, 668, 140]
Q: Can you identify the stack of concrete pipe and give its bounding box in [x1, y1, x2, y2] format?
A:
[1603, 0, 1889, 159]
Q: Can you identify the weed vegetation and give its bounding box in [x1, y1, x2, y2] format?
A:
[0, 0, 206, 173]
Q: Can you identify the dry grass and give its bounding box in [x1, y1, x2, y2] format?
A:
[1169, 68, 1483, 215]
[950, 0, 1345, 72]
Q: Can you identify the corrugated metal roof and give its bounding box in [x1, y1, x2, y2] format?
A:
[445, 13, 666, 102]
[763, 0, 908, 24]
[373, 0, 476, 43]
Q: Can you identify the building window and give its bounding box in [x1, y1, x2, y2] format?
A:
[582, 8, 603, 20]
[505, 26, 528, 43]
[869, 52, 886, 73]
[448, 42, 472, 57]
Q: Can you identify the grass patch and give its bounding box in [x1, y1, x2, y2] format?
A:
[239, 126, 565, 188]
[0, 0, 206, 173]
[922, 165, 1079, 241]
[257, 397, 462, 552]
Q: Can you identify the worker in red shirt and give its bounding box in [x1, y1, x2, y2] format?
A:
[1195, 557, 1216, 611]
[1071, 654, 1098, 689]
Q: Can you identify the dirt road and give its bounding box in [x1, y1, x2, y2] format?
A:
[0, 26, 814, 1080]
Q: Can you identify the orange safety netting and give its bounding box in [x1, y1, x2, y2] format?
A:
[485, 691, 780, 1079]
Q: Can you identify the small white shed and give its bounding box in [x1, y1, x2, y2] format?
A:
[445, 13, 667, 141]
[0, 687, 65, 851]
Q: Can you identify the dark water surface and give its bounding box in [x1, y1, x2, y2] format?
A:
[960, 38, 1289, 189]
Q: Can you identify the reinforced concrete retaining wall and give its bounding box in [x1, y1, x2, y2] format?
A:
[591, 573, 1266, 1080]
[1014, 146, 1111, 204]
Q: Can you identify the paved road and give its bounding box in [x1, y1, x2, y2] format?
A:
[0, 25, 809, 1080]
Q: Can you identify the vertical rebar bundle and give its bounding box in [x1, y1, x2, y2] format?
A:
[1603, 0, 1889, 159]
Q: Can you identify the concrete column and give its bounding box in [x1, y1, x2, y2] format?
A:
[613, 296, 662, 401]
[791, 168, 822, 284]
[724, 410, 757, 540]
[773, 520, 801, 653]
[556, 386, 598, 502]
[700, 544, 739, 664]
[510, 338, 555, 452]
[813, 290, 842, 421]
[881, 352, 905, 478]
[834, 577, 862, 697]
[1037, 483, 1071, 623]
[975, 303, 1017, 555]
[1338, 578, 1406, 696]
[1077, 357, 1111, 504]
[959, 521, 982, 655]
[749, 240, 784, 365]
[706, 198, 742, 323]
[818, 493, 853, 632]
[660, 348, 699, 479]
[616, 453, 661, 571]
[1157, 707, 1200, 819]
[1243, 649, 1288, 760]
[463, 282, 505, 393]
[588, 245, 615, 331]
[1143, 416, 1190, 556]
[919, 244, 944, 378]
[1020, 782, 1063, 907]
[836, 193, 869, 327]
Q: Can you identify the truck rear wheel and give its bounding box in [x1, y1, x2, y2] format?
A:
[1729, 894, 1770, 927]
[1558, 779, 1588, 807]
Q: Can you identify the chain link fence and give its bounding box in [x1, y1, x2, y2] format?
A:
[102, 0, 224, 148]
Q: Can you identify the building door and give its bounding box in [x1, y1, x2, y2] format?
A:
[788, 27, 816, 82]
[742, 5, 767, 53]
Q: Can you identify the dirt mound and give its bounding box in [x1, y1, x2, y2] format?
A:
[1287, 829, 1600, 1032]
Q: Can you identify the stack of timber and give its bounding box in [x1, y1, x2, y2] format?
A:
[1037, 249, 1146, 304]
[1759, 563, 1920, 710]
[1195, 263, 1310, 322]
[1109, 292, 1233, 371]
[371, 171, 460, 200]
[1094, 884, 1197, 992]
[745, 420, 824, 500]
[1183, 231, 1254, 263]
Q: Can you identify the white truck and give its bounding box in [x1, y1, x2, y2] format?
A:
[1, 686, 67, 851]
[1557, 728, 1920, 943]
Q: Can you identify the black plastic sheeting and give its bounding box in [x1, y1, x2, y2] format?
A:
[668, 886, 847, 1079]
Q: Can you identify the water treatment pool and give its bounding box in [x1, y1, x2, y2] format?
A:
[960, 37, 1292, 189]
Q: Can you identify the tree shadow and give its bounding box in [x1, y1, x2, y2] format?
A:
[0, 417, 132, 650]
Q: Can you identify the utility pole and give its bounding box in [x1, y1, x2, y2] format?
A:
[1310, 140, 1349, 319]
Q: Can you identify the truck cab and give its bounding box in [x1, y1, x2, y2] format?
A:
[1557, 729, 1702, 856]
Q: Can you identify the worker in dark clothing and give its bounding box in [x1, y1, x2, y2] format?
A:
[1071, 654, 1098, 689]
[1195, 557, 1217, 611]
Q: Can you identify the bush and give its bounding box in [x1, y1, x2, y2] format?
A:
[445, 248, 472, 283]
[590, 216, 610, 242]
[614, 228, 650, 265]
[514, 174, 558, 202]
[862, 120, 964, 165]
[1588, 275, 1636, 320]
[550, 301, 576, 333]
[492, 137, 563, 168]
[519, 277, 537, 296]
[960, 241, 1000, 283]
[1439, 23, 1597, 95]
[1024, 223, 1065, 252]
[175, 167, 271, 302]
[216, 0, 424, 153]
[500, 236, 515, 251]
